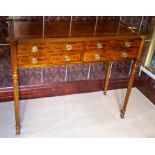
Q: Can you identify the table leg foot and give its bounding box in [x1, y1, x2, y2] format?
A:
[120, 109, 126, 119]
[103, 91, 107, 95]
[16, 126, 20, 135]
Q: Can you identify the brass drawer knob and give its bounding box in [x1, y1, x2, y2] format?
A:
[122, 52, 128, 58]
[125, 42, 131, 48]
[66, 44, 72, 50]
[32, 46, 38, 53]
[65, 56, 71, 62]
[97, 43, 103, 49]
[95, 53, 101, 60]
[128, 26, 136, 32]
[32, 57, 38, 64]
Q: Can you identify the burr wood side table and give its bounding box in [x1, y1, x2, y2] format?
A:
[7, 21, 145, 135]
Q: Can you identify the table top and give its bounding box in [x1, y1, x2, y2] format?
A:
[7, 21, 145, 41]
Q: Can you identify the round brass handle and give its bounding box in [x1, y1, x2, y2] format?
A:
[122, 52, 128, 58]
[32, 57, 38, 64]
[97, 43, 103, 49]
[66, 44, 72, 51]
[32, 46, 38, 53]
[128, 26, 136, 32]
[65, 56, 71, 62]
[95, 53, 101, 60]
[125, 42, 131, 48]
[128, 26, 136, 30]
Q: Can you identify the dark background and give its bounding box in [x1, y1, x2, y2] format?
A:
[0, 16, 154, 102]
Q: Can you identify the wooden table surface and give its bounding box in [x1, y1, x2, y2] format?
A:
[7, 21, 143, 40]
[7, 20, 145, 135]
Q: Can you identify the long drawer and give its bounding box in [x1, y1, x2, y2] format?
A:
[17, 42, 83, 55]
[18, 51, 82, 67]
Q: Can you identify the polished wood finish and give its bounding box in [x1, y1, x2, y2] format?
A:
[120, 61, 139, 118]
[8, 21, 140, 39]
[7, 21, 145, 135]
[1, 78, 154, 105]
[136, 78, 155, 105]
[10, 42, 20, 135]
[16, 39, 140, 68]
[104, 62, 112, 95]
[120, 38, 145, 118]
[14, 37, 141, 68]
[0, 79, 137, 102]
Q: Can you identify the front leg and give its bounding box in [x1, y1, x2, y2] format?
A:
[12, 69, 20, 135]
[120, 61, 138, 118]
[103, 62, 112, 95]
[11, 42, 20, 135]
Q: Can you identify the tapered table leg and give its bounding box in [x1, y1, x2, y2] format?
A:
[120, 61, 138, 118]
[12, 69, 20, 135]
[11, 42, 20, 135]
[103, 62, 112, 95]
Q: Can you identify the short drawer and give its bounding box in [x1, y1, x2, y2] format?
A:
[84, 41, 109, 50]
[17, 52, 82, 68]
[17, 42, 83, 56]
[109, 39, 141, 50]
[83, 49, 138, 63]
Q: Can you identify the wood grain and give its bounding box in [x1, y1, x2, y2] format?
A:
[0, 79, 137, 102]
[104, 62, 112, 95]
[7, 21, 146, 135]
[120, 38, 145, 118]
[10, 42, 20, 135]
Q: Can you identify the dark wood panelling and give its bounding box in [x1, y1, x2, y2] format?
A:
[0, 16, 8, 21]
[121, 16, 143, 31]
[136, 77, 155, 105]
[0, 17, 8, 43]
[0, 79, 136, 102]
[140, 72, 155, 88]
[44, 22, 70, 37]
[44, 16, 71, 21]
[0, 16, 154, 108]
[98, 16, 120, 21]
[140, 16, 153, 36]
[14, 16, 43, 21]
[2, 77, 155, 105]
[10, 21, 43, 38]
[72, 16, 96, 22]
[137, 17, 155, 105]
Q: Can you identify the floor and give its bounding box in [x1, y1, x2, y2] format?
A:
[0, 88, 155, 138]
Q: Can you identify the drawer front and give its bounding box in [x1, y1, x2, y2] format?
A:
[17, 52, 82, 67]
[83, 38, 140, 62]
[17, 38, 141, 67]
[109, 38, 141, 49]
[17, 42, 83, 56]
[85, 40, 109, 50]
[83, 49, 138, 63]
[17, 39, 141, 55]
[84, 39, 141, 50]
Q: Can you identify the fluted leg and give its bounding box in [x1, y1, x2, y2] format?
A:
[120, 61, 138, 118]
[103, 62, 112, 95]
[12, 69, 20, 135]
